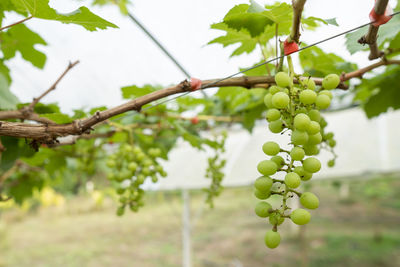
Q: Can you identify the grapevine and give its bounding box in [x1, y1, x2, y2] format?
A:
[255, 54, 338, 249]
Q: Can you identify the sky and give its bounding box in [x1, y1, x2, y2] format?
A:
[3, 0, 399, 113]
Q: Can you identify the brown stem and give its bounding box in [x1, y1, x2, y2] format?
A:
[0, 16, 33, 31]
[357, 0, 389, 60]
[341, 59, 400, 81]
[290, 0, 307, 43]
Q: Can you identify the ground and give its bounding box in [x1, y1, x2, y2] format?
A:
[0, 174, 400, 267]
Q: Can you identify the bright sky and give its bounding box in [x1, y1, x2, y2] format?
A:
[4, 0, 398, 113]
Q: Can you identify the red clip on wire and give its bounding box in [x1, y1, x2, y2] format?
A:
[370, 1, 393, 26]
[283, 39, 299, 56]
[190, 77, 202, 91]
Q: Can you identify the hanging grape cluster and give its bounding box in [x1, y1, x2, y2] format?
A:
[255, 70, 339, 249]
[106, 144, 166, 215]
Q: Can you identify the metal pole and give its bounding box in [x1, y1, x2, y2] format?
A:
[182, 189, 192, 267]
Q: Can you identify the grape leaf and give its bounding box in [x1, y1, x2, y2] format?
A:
[0, 136, 35, 171]
[11, 0, 118, 31]
[0, 72, 19, 110]
[121, 84, 159, 99]
[39, 113, 73, 124]
[0, 24, 47, 68]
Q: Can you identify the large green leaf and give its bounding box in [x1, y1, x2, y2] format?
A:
[1, 24, 47, 68]
[121, 84, 160, 99]
[11, 0, 118, 31]
[0, 136, 35, 171]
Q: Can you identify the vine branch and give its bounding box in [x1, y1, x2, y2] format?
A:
[290, 0, 307, 43]
[0, 16, 33, 31]
[358, 0, 389, 60]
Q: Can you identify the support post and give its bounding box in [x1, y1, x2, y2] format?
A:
[182, 189, 192, 267]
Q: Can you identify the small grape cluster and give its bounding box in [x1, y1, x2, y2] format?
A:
[256, 72, 340, 249]
[106, 144, 166, 215]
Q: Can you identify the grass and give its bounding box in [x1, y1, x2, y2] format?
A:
[0, 174, 400, 267]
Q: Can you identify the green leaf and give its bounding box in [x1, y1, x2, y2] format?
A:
[324, 18, 339, 26]
[11, 0, 118, 31]
[0, 72, 19, 110]
[0, 136, 35, 171]
[8, 173, 44, 204]
[0, 24, 47, 68]
[121, 84, 159, 99]
[39, 113, 73, 124]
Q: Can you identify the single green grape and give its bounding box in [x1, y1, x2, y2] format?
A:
[106, 160, 116, 168]
[285, 172, 301, 188]
[271, 155, 285, 168]
[128, 162, 138, 172]
[275, 72, 291, 88]
[316, 94, 331, 109]
[136, 174, 145, 184]
[116, 206, 125, 216]
[254, 189, 271, 200]
[295, 107, 308, 114]
[303, 157, 321, 173]
[299, 89, 317, 105]
[327, 159, 335, 167]
[300, 192, 319, 209]
[294, 114, 311, 131]
[291, 130, 309, 145]
[269, 85, 282, 95]
[306, 121, 321, 135]
[254, 176, 273, 192]
[272, 92, 289, 109]
[308, 109, 321, 122]
[264, 230, 281, 249]
[294, 166, 313, 181]
[269, 120, 284, 133]
[269, 213, 285, 225]
[290, 147, 305, 161]
[306, 78, 316, 90]
[328, 139, 336, 147]
[257, 160, 278, 175]
[303, 144, 320, 156]
[319, 90, 333, 99]
[264, 93, 274, 108]
[255, 201, 272, 217]
[290, 208, 311, 225]
[262, 141, 280, 156]
[307, 132, 322, 145]
[266, 109, 281, 122]
[322, 74, 340, 90]
[325, 132, 334, 139]
[320, 118, 328, 128]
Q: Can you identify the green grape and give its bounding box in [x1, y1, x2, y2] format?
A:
[285, 172, 301, 188]
[327, 159, 335, 167]
[262, 141, 280, 156]
[308, 109, 321, 122]
[295, 107, 308, 114]
[294, 166, 313, 181]
[264, 93, 274, 108]
[291, 130, 309, 145]
[265, 230, 281, 249]
[269, 85, 282, 94]
[320, 118, 328, 128]
[325, 132, 334, 139]
[128, 162, 138, 172]
[151, 176, 158, 183]
[322, 74, 340, 89]
[299, 89, 317, 104]
[305, 78, 316, 90]
[290, 208, 311, 225]
[255, 202, 272, 217]
[306, 121, 320, 135]
[257, 160, 278, 175]
[275, 72, 291, 87]
[255, 189, 271, 200]
[292, 87, 301, 95]
[272, 92, 289, 109]
[106, 159, 116, 168]
[271, 156, 285, 168]
[137, 174, 145, 184]
[266, 109, 281, 122]
[300, 192, 319, 209]
[254, 176, 273, 192]
[303, 157, 321, 173]
[269, 120, 284, 133]
[290, 147, 305, 161]
[307, 132, 322, 145]
[319, 90, 333, 99]
[269, 213, 285, 226]
[316, 94, 331, 109]
[328, 139, 336, 147]
[116, 206, 125, 216]
[294, 114, 311, 131]
[303, 144, 319, 156]
[283, 88, 289, 94]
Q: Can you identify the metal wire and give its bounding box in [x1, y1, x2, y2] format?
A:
[138, 11, 400, 112]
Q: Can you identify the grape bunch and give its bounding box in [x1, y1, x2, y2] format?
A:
[256, 72, 339, 249]
[106, 144, 166, 215]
